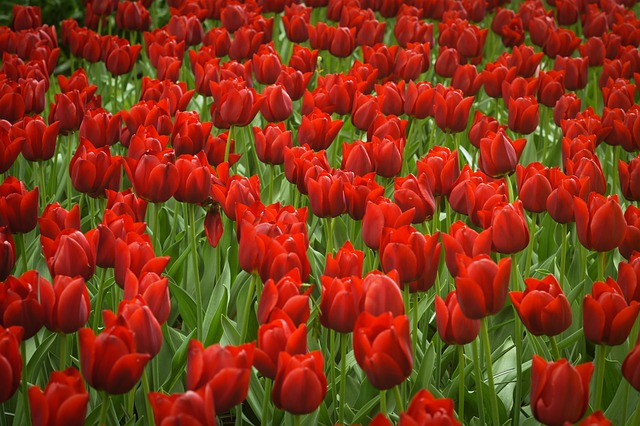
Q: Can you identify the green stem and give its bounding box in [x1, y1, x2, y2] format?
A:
[240, 274, 258, 343]
[58, 332, 68, 371]
[379, 389, 386, 415]
[512, 254, 523, 424]
[458, 345, 465, 422]
[549, 336, 561, 360]
[236, 404, 243, 426]
[16, 233, 28, 274]
[127, 386, 135, 419]
[471, 339, 485, 426]
[525, 214, 536, 278]
[329, 329, 337, 422]
[593, 344, 607, 410]
[339, 332, 348, 425]
[142, 370, 154, 426]
[261, 379, 272, 426]
[632, 390, 640, 425]
[21, 341, 31, 426]
[325, 216, 335, 256]
[481, 318, 500, 426]
[392, 385, 404, 413]
[293, 414, 301, 426]
[412, 293, 419, 360]
[153, 203, 161, 255]
[92, 268, 109, 332]
[225, 126, 234, 165]
[38, 161, 47, 209]
[560, 223, 568, 291]
[598, 251, 606, 282]
[98, 392, 111, 426]
[188, 204, 203, 342]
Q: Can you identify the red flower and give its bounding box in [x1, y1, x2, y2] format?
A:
[574, 193, 626, 252]
[537, 70, 565, 108]
[324, 240, 364, 279]
[105, 296, 162, 357]
[320, 275, 364, 333]
[478, 129, 526, 177]
[297, 108, 343, 151]
[283, 4, 310, 43]
[186, 340, 254, 413]
[115, 1, 150, 32]
[620, 155, 640, 202]
[305, 171, 346, 218]
[11, 5, 41, 30]
[0, 177, 38, 234]
[260, 84, 293, 122]
[468, 111, 505, 148]
[114, 239, 170, 289]
[623, 338, 640, 392]
[254, 312, 307, 380]
[372, 136, 404, 178]
[361, 198, 415, 250]
[583, 278, 640, 346]
[361, 270, 404, 317]
[288, 45, 317, 74]
[256, 270, 311, 325]
[79, 317, 150, 394]
[398, 389, 461, 426]
[455, 255, 511, 319]
[272, 351, 327, 414]
[105, 189, 148, 223]
[171, 111, 213, 156]
[620, 205, 640, 260]
[516, 163, 553, 213]
[483, 201, 530, 254]
[125, 151, 179, 203]
[393, 174, 436, 224]
[554, 56, 588, 91]
[554, 93, 582, 126]
[530, 355, 593, 426]
[0, 270, 49, 339]
[510, 274, 572, 336]
[174, 153, 212, 204]
[167, 14, 203, 46]
[353, 312, 413, 390]
[416, 146, 460, 197]
[252, 45, 282, 85]
[442, 221, 492, 277]
[351, 93, 380, 132]
[435, 291, 480, 345]
[0, 226, 15, 280]
[330, 26, 356, 58]
[41, 230, 96, 280]
[28, 367, 88, 426]
[0, 325, 22, 403]
[123, 271, 170, 325]
[433, 87, 474, 134]
[79, 108, 121, 148]
[69, 139, 121, 198]
[210, 78, 264, 128]
[102, 38, 141, 76]
[149, 385, 216, 426]
[41, 275, 90, 334]
[508, 96, 539, 135]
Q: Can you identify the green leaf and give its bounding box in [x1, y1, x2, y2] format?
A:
[221, 314, 240, 346]
[162, 328, 195, 392]
[168, 280, 197, 331]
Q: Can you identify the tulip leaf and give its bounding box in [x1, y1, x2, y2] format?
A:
[411, 341, 435, 395]
[492, 337, 518, 414]
[604, 375, 640, 424]
[168, 280, 197, 331]
[27, 331, 57, 383]
[162, 328, 195, 393]
[203, 269, 229, 346]
[221, 314, 241, 346]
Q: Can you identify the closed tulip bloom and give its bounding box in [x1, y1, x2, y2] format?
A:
[297, 108, 343, 151]
[416, 146, 460, 197]
[105, 296, 163, 357]
[149, 384, 217, 426]
[11, 5, 41, 30]
[186, 340, 254, 413]
[79, 108, 121, 148]
[28, 367, 88, 426]
[433, 88, 474, 133]
[361, 270, 404, 317]
[15, 116, 60, 162]
[330, 26, 356, 58]
[103, 39, 142, 76]
[620, 205, 640, 260]
[0, 176, 38, 234]
[125, 151, 179, 203]
[468, 111, 505, 148]
[623, 338, 640, 392]
[174, 153, 212, 204]
[583, 278, 640, 346]
[393, 173, 436, 223]
[69, 139, 121, 198]
[372, 136, 404, 179]
[260, 84, 293, 122]
[283, 4, 310, 43]
[530, 355, 593, 426]
[272, 351, 327, 414]
[305, 171, 346, 218]
[546, 175, 587, 224]
[434, 47, 460, 78]
[210, 78, 264, 128]
[115, 1, 150, 32]
[543, 28, 581, 59]
[171, 111, 212, 156]
[619, 156, 640, 202]
[344, 174, 384, 221]
[253, 46, 282, 85]
[0, 325, 23, 403]
[114, 239, 170, 289]
[554, 56, 588, 91]
[41, 230, 96, 280]
[254, 312, 307, 380]
[478, 129, 526, 177]
[442, 221, 492, 277]
[455, 255, 512, 319]
[516, 163, 553, 213]
[253, 123, 292, 165]
[351, 93, 380, 132]
[257, 270, 311, 325]
[537, 70, 565, 108]
[320, 275, 364, 333]
[38, 203, 81, 241]
[324, 241, 364, 278]
[574, 193, 626, 252]
[123, 271, 170, 325]
[554, 93, 582, 126]
[40, 275, 89, 334]
[510, 274, 572, 336]
[0, 271, 50, 339]
[398, 389, 461, 426]
[79, 317, 150, 394]
[485, 201, 530, 254]
[508, 96, 539, 135]
[361, 198, 415, 250]
[435, 291, 480, 345]
[353, 312, 412, 390]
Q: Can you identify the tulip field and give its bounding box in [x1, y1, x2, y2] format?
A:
[3, 0, 640, 424]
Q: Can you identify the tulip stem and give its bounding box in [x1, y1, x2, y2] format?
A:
[66, 134, 73, 210]
[549, 336, 561, 360]
[632, 397, 640, 426]
[379, 389, 386, 414]
[560, 223, 568, 290]
[329, 329, 337, 421]
[412, 293, 419, 359]
[92, 267, 109, 332]
[38, 161, 47, 208]
[16, 233, 28, 274]
[594, 344, 608, 410]
[339, 332, 348, 425]
[188, 204, 203, 342]
[225, 126, 234, 165]
[512, 255, 523, 425]
[471, 339, 485, 426]
[261, 378, 272, 425]
[481, 318, 500, 426]
[598, 251, 606, 283]
[392, 385, 404, 413]
[293, 414, 301, 426]
[525, 214, 536, 278]
[99, 392, 111, 426]
[21, 341, 30, 426]
[612, 146, 620, 196]
[142, 370, 154, 426]
[458, 345, 465, 422]
[58, 332, 69, 371]
[240, 274, 257, 343]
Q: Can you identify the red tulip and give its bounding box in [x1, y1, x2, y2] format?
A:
[171, 111, 213, 156]
[28, 367, 89, 426]
[361, 270, 404, 317]
[455, 255, 511, 319]
[0, 270, 49, 339]
[186, 340, 254, 413]
[468, 111, 505, 148]
[577, 411, 612, 426]
[351, 93, 380, 132]
[209, 78, 264, 128]
[254, 312, 307, 380]
[554, 56, 588, 91]
[537, 70, 565, 108]
[167, 14, 203, 46]
[442, 221, 492, 277]
[393, 174, 436, 224]
[530, 355, 593, 426]
[516, 163, 553, 213]
[69, 139, 121, 198]
[543, 28, 581, 59]
[12, 116, 59, 162]
[478, 129, 526, 177]
[433, 87, 474, 133]
[398, 389, 461, 426]
[510, 274, 572, 336]
[252, 45, 282, 85]
[272, 351, 327, 414]
[79, 317, 150, 394]
[483, 201, 530, 254]
[554, 93, 582, 127]
[0, 325, 23, 403]
[623, 338, 640, 392]
[353, 312, 412, 390]
[361, 198, 415, 250]
[105, 296, 162, 357]
[574, 193, 626, 252]
[114, 239, 170, 288]
[123, 271, 170, 325]
[102, 38, 142, 76]
[320, 275, 364, 333]
[416, 146, 460, 197]
[305, 171, 346, 218]
[173, 153, 212, 204]
[105, 189, 148, 223]
[283, 4, 310, 43]
[297, 108, 343, 151]
[508, 96, 539, 135]
[115, 1, 150, 32]
[11, 5, 41, 30]
[583, 278, 640, 346]
[256, 270, 311, 325]
[619, 148, 640, 201]
[78, 108, 121, 148]
[325, 240, 364, 279]
[40, 275, 90, 334]
[125, 151, 179, 203]
[260, 84, 292, 122]
[435, 291, 480, 345]
[288, 45, 317, 74]
[0, 176, 38, 234]
[148, 384, 217, 426]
